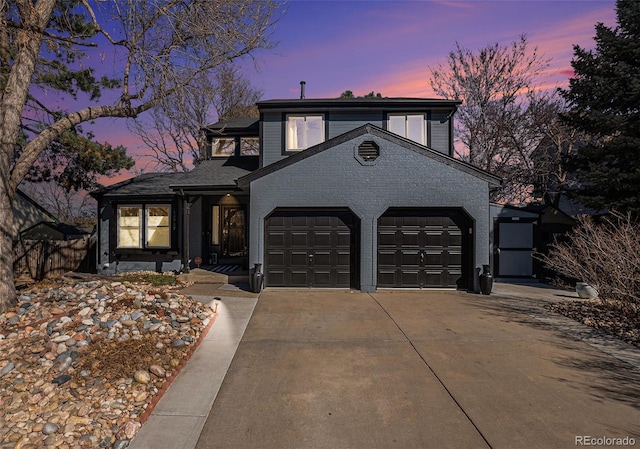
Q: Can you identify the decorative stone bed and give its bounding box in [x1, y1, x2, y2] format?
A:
[0, 274, 214, 449]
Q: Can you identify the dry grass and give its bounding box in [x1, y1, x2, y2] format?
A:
[75, 334, 156, 380]
[74, 334, 182, 382]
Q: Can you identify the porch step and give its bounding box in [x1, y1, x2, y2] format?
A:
[178, 268, 228, 284]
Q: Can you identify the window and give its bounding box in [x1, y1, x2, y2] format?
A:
[211, 138, 235, 157]
[240, 137, 259, 156]
[211, 205, 220, 245]
[286, 115, 324, 151]
[146, 206, 170, 247]
[117, 204, 171, 249]
[118, 206, 141, 248]
[388, 114, 426, 145]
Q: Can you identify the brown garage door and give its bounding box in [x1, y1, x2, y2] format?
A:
[377, 209, 471, 288]
[265, 210, 358, 288]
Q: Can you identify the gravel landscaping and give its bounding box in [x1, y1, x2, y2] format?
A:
[0, 274, 214, 449]
[547, 299, 640, 348]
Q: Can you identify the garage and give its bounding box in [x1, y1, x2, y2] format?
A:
[265, 209, 358, 288]
[377, 209, 472, 289]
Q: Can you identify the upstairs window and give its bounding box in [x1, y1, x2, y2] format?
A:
[117, 204, 171, 249]
[240, 137, 260, 156]
[286, 115, 324, 151]
[211, 138, 236, 157]
[388, 114, 426, 145]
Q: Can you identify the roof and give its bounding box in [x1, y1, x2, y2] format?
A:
[91, 172, 188, 197]
[91, 157, 260, 197]
[256, 97, 462, 110]
[170, 157, 259, 191]
[238, 124, 501, 188]
[15, 189, 59, 223]
[203, 118, 259, 132]
[21, 221, 90, 239]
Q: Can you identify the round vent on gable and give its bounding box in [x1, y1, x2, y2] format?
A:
[358, 141, 379, 161]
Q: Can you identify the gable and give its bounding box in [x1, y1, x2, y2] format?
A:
[12, 189, 59, 239]
[239, 124, 501, 189]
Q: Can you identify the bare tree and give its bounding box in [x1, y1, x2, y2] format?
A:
[211, 63, 262, 121]
[0, 0, 279, 311]
[430, 35, 550, 203]
[537, 212, 640, 312]
[526, 91, 590, 208]
[132, 64, 262, 172]
[20, 181, 97, 229]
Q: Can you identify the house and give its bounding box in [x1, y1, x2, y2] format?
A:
[12, 189, 60, 240]
[93, 94, 502, 292]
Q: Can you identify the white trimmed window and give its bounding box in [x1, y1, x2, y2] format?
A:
[388, 114, 427, 145]
[211, 138, 235, 157]
[146, 206, 171, 247]
[117, 206, 142, 248]
[286, 114, 324, 151]
[117, 204, 171, 249]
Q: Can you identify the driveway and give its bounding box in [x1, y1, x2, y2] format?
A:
[195, 287, 640, 449]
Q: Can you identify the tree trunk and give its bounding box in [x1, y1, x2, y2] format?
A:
[0, 0, 57, 311]
[0, 185, 16, 312]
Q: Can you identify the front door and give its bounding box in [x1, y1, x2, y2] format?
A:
[221, 206, 247, 257]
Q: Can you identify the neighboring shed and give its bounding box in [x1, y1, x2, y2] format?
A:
[490, 204, 540, 278]
[20, 221, 90, 241]
[12, 189, 59, 240]
[522, 203, 577, 280]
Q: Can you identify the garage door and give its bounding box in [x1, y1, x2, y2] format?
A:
[377, 209, 470, 288]
[265, 210, 357, 288]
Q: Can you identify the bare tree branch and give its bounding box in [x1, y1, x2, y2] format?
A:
[0, 0, 281, 310]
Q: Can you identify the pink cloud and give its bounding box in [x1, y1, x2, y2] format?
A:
[359, 4, 616, 99]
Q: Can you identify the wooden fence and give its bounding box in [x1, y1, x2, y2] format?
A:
[13, 236, 96, 281]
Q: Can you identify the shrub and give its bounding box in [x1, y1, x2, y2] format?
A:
[537, 212, 640, 312]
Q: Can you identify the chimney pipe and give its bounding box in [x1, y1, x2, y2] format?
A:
[300, 81, 306, 99]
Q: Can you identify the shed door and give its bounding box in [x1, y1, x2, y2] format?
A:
[495, 221, 535, 277]
[377, 209, 471, 288]
[265, 210, 357, 288]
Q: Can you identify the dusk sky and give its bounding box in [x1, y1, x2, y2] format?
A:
[91, 0, 618, 178]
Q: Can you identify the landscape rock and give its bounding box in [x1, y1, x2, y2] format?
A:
[0, 274, 213, 447]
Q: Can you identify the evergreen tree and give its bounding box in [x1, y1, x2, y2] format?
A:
[560, 0, 640, 214]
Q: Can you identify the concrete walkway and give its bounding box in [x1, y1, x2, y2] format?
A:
[128, 290, 258, 449]
[129, 282, 640, 449]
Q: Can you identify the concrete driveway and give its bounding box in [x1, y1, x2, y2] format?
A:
[195, 287, 640, 449]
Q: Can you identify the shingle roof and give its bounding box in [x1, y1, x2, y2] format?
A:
[203, 118, 259, 132]
[92, 157, 260, 197]
[92, 172, 188, 197]
[170, 156, 258, 190]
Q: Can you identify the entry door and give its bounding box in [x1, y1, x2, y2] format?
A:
[221, 206, 247, 257]
[377, 210, 470, 288]
[265, 210, 357, 288]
